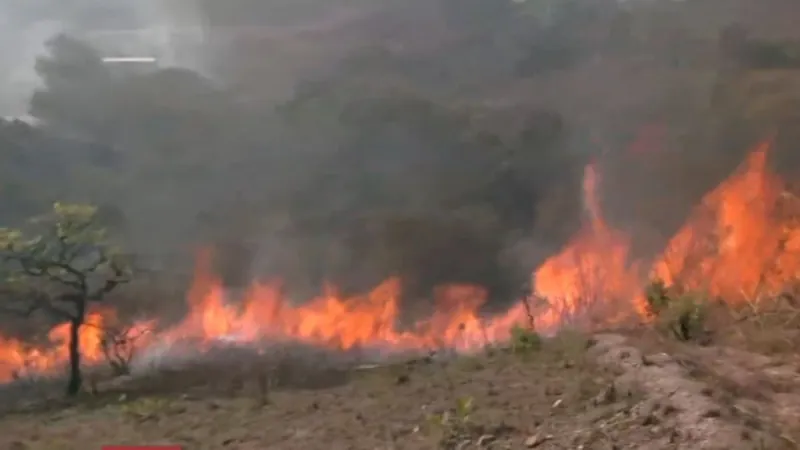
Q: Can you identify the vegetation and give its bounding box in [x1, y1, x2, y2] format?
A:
[0, 1, 798, 448]
[510, 324, 542, 353]
[100, 321, 150, 377]
[0, 202, 130, 395]
[645, 279, 708, 342]
[425, 395, 478, 448]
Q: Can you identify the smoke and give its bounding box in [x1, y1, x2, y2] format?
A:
[0, 0, 211, 117]
[0, 9, 60, 116]
[2, 0, 799, 316]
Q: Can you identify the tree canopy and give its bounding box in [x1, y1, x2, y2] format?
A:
[0, 202, 130, 394]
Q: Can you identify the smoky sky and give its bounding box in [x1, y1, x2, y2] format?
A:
[2, 0, 800, 313]
[0, 0, 211, 116]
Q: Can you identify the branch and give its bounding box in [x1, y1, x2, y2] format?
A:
[17, 256, 86, 292]
[89, 258, 130, 301]
[4, 240, 87, 292]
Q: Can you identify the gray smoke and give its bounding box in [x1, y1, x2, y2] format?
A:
[0, 0, 210, 116]
[2, 0, 799, 318]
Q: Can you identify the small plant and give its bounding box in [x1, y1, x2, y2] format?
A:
[426, 396, 477, 448]
[428, 396, 474, 427]
[510, 325, 541, 353]
[662, 293, 707, 341]
[645, 279, 671, 316]
[119, 397, 170, 421]
[455, 396, 474, 423]
[646, 279, 707, 341]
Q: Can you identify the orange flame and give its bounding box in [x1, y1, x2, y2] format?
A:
[0, 312, 106, 381]
[164, 254, 500, 351]
[532, 164, 647, 328]
[0, 140, 797, 381]
[653, 141, 800, 300]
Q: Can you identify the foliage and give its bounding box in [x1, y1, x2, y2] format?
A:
[119, 397, 172, 422]
[426, 395, 477, 448]
[644, 279, 671, 316]
[645, 280, 707, 342]
[510, 325, 541, 353]
[0, 202, 129, 318]
[0, 202, 131, 395]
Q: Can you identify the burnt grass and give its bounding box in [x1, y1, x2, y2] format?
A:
[0, 318, 798, 450]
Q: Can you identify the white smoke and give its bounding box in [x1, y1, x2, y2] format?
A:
[0, 15, 62, 117]
[0, 0, 207, 117]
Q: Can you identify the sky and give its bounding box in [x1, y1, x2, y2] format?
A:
[0, 0, 205, 117]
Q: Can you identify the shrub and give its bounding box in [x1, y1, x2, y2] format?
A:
[510, 325, 542, 353]
[645, 280, 707, 342]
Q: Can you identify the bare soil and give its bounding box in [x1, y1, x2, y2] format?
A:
[0, 325, 797, 450]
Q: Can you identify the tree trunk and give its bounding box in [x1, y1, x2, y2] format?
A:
[66, 317, 83, 396]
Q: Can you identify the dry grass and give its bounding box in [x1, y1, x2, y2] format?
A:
[0, 305, 799, 449]
[0, 332, 653, 450]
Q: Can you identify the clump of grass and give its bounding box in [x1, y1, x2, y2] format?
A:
[425, 395, 479, 449]
[646, 279, 708, 342]
[119, 397, 172, 421]
[510, 325, 542, 354]
[550, 328, 592, 361]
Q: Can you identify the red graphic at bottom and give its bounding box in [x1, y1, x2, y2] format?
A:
[102, 446, 182, 450]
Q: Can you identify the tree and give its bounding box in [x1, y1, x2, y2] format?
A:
[0, 202, 130, 395]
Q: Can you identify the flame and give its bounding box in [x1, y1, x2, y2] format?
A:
[0, 139, 797, 381]
[164, 254, 502, 351]
[652, 141, 800, 300]
[0, 312, 106, 381]
[532, 164, 647, 329]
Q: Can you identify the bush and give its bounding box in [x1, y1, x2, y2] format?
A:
[510, 325, 541, 353]
[645, 280, 707, 342]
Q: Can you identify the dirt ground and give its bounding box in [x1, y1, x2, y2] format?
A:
[0, 321, 798, 450]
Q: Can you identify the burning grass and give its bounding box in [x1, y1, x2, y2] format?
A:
[1, 140, 799, 385]
[0, 139, 799, 447]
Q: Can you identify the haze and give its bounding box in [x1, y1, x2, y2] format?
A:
[1, 0, 799, 313]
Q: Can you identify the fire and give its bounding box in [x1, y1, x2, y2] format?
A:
[0, 312, 106, 381]
[532, 163, 647, 328]
[0, 140, 797, 382]
[166, 255, 499, 350]
[652, 141, 800, 300]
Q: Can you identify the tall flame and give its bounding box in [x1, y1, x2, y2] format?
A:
[532, 163, 646, 329]
[0, 140, 797, 381]
[652, 142, 800, 299]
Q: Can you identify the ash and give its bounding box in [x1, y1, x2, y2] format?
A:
[129, 334, 431, 378]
